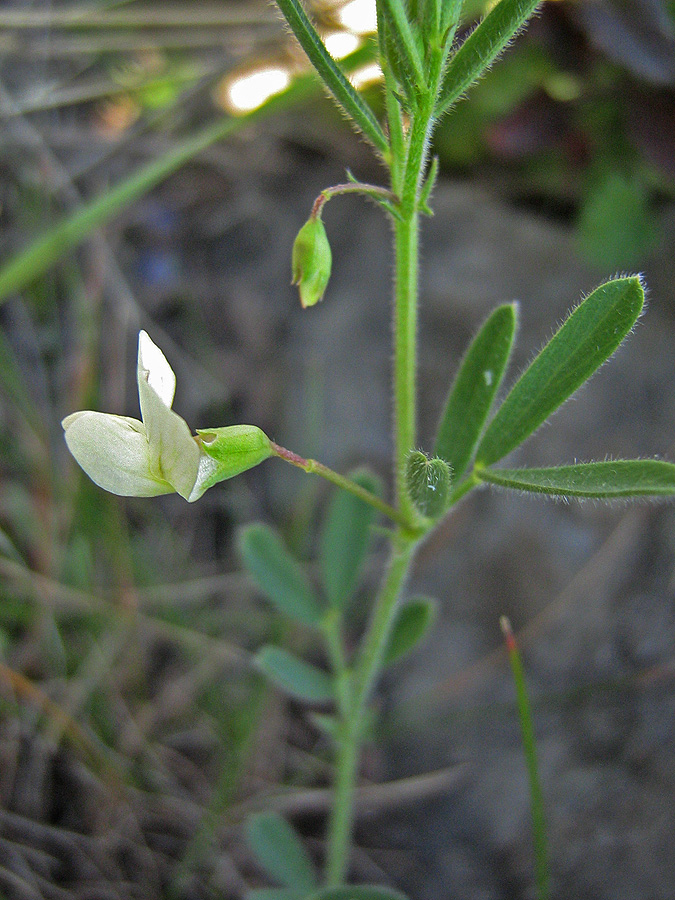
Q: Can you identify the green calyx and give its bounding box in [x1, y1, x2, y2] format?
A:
[196, 425, 273, 492]
[292, 215, 332, 308]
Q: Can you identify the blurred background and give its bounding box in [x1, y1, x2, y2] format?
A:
[1, 1, 675, 898]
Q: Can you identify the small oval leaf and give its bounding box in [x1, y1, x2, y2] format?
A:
[320, 468, 382, 609]
[434, 303, 517, 482]
[255, 646, 333, 704]
[384, 597, 437, 666]
[239, 524, 322, 626]
[477, 459, 675, 498]
[476, 277, 645, 467]
[246, 812, 317, 890]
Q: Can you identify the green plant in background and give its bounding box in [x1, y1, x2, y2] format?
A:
[56, 0, 675, 896]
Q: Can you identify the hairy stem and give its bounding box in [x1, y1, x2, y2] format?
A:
[271, 442, 417, 532]
[324, 534, 416, 884]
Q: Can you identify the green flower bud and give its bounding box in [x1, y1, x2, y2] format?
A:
[292, 215, 332, 308]
[194, 425, 273, 497]
[405, 450, 452, 518]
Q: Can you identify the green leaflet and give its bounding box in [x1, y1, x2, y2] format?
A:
[274, 0, 388, 154]
[477, 460, 675, 499]
[378, 0, 426, 93]
[434, 303, 517, 483]
[384, 597, 437, 665]
[476, 277, 645, 467]
[320, 469, 382, 609]
[239, 524, 322, 626]
[255, 646, 334, 704]
[246, 812, 317, 891]
[436, 0, 543, 117]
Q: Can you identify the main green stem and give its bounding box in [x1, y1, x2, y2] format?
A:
[324, 104, 436, 885]
[325, 536, 416, 885]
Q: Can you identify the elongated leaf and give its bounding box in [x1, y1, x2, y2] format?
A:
[379, 0, 426, 88]
[310, 886, 410, 900]
[436, 0, 543, 117]
[434, 303, 517, 482]
[255, 646, 333, 704]
[274, 0, 388, 153]
[320, 469, 381, 609]
[246, 812, 317, 890]
[384, 597, 437, 665]
[477, 459, 675, 499]
[239, 524, 322, 626]
[476, 277, 645, 467]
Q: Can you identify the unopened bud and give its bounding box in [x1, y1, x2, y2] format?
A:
[292, 215, 332, 308]
[405, 450, 451, 518]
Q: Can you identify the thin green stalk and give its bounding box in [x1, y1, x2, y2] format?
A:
[501, 617, 550, 900]
[325, 535, 417, 885]
[353, 536, 416, 709]
[271, 442, 416, 533]
[393, 212, 419, 519]
[323, 81, 442, 888]
[324, 716, 361, 886]
[393, 103, 436, 515]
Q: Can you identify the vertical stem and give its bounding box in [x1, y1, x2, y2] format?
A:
[393, 212, 419, 519]
[323, 101, 437, 889]
[324, 536, 416, 886]
[393, 102, 436, 515]
[324, 716, 361, 885]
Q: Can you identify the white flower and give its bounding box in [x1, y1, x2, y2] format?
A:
[63, 331, 215, 501]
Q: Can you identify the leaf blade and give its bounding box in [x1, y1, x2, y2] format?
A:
[384, 597, 437, 666]
[436, 0, 543, 117]
[255, 646, 333, 704]
[246, 812, 317, 890]
[320, 469, 381, 609]
[274, 0, 388, 154]
[239, 524, 322, 626]
[477, 459, 675, 498]
[434, 303, 517, 482]
[476, 277, 645, 467]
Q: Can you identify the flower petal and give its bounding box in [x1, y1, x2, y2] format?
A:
[62, 411, 173, 497]
[136, 333, 201, 499]
[138, 330, 176, 412]
[136, 379, 201, 500]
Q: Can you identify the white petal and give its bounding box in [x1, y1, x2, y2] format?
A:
[135, 380, 200, 500]
[63, 411, 173, 497]
[188, 453, 220, 502]
[137, 330, 176, 412]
